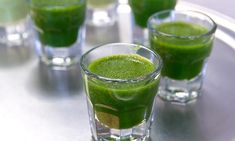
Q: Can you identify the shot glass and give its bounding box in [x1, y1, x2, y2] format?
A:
[128, 0, 177, 45]
[148, 10, 217, 104]
[80, 43, 162, 140]
[30, 0, 86, 68]
[86, 0, 118, 26]
[0, 0, 31, 47]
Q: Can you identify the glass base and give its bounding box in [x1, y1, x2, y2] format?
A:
[87, 100, 154, 141]
[37, 43, 82, 69]
[131, 25, 148, 46]
[86, 4, 117, 27]
[0, 17, 32, 47]
[36, 26, 85, 69]
[91, 119, 151, 141]
[158, 73, 204, 104]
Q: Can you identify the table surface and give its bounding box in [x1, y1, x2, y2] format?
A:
[183, 0, 235, 19]
[1, 1, 235, 141]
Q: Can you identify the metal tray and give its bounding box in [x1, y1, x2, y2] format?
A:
[0, 2, 235, 141]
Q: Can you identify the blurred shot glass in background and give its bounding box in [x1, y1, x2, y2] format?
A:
[128, 0, 177, 45]
[30, 0, 86, 68]
[86, 0, 118, 26]
[148, 10, 217, 104]
[0, 0, 31, 47]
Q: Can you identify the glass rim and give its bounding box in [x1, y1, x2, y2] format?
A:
[80, 43, 162, 83]
[148, 10, 217, 39]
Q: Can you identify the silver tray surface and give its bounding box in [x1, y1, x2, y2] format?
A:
[0, 2, 235, 141]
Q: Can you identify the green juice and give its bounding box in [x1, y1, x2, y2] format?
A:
[0, 0, 28, 25]
[31, 0, 86, 47]
[128, 0, 177, 28]
[86, 54, 160, 129]
[150, 21, 213, 80]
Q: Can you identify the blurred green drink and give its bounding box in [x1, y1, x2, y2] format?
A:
[129, 0, 177, 28]
[0, 0, 28, 25]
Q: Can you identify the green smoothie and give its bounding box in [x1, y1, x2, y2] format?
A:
[86, 54, 160, 129]
[31, 0, 86, 47]
[0, 0, 28, 25]
[150, 21, 213, 80]
[88, 0, 116, 8]
[128, 0, 177, 28]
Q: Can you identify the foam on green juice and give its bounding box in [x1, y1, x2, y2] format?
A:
[88, 54, 155, 79]
[150, 21, 213, 80]
[86, 54, 160, 129]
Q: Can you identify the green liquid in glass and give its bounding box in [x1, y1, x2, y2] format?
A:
[87, 54, 160, 129]
[128, 0, 177, 28]
[31, 0, 86, 47]
[150, 21, 213, 80]
[0, 0, 28, 25]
